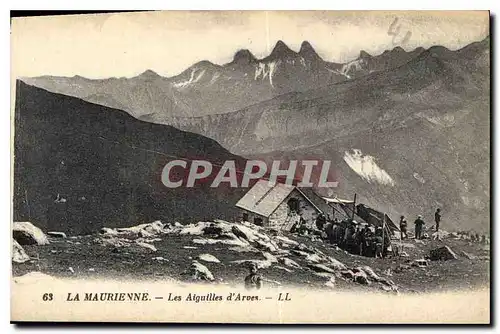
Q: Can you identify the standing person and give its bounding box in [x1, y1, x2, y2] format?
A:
[434, 208, 442, 232]
[414, 215, 425, 240]
[399, 215, 408, 240]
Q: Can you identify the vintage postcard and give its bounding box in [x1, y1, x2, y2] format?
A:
[10, 10, 490, 324]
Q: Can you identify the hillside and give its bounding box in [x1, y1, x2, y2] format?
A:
[13, 82, 248, 235]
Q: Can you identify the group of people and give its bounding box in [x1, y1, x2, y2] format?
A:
[292, 213, 392, 258]
[398, 208, 442, 240]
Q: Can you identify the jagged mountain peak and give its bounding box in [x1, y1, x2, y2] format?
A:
[268, 40, 297, 59]
[359, 50, 372, 59]
[137, 69, 161, 80]
[299, 41, 322, 61]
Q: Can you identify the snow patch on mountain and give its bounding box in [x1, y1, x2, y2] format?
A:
[338, 59, 365, 79]
[343, 149, 395, 186]
[255, 61, 279, 87]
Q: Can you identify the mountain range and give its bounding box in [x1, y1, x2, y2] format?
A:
[22, 40, 427, 119]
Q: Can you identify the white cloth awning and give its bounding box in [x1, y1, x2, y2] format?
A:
[322, 196, 354, 204]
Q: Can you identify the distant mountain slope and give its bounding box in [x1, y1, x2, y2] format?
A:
[165, 37, 489, 155]
[21, 40, 427, 119]
[21, 71, 195, 118]
[13, 82, 248, 235]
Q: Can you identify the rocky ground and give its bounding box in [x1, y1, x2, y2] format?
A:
[12, 220, 490, 294]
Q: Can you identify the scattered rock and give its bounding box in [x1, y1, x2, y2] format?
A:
[197, 253, 221, 263]
[152, 256, 168, 262]
[429, 245, 457, 261]
[12, 240, 30, 263]
[183, 246, 198, 249]
[174, 222, 183, 227]
[47, 231, 67, 238]
[231, 259, 273, 269]
[327, 257, 347, 271]
[325, 277, 336, 288]
[192, 236, 249, 247]
[461, 251, 476, 260]
[340, 270, 355, 280]
[254, 240, 279, 253]
[412, 259, 429, 267]
[88, 268, 95, 272]
[275, 266, 293, 273]
[291, 249, 310, 257]
[13, 222, 49, 245]
[354, 271, 370, 285]
[305, 253, 323, 264]
[68, 267, 75, 274]
[135, 241, 157, 252]
[261, 252, 278, 263]
[275, 235, 299, 247]
[358, 266, 381, 281]
[183, 261, 214, 281]
[295, 243, 316, 254]
[307, 263, 336, 274]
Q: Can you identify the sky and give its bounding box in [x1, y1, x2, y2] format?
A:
[11, 10, 489, 79]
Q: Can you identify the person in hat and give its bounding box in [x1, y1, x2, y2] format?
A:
[434, 208, 442, 232]
[244, 263, 263, 290]
[414, 215, 425, 240]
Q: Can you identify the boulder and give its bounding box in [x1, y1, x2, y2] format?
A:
[354, 271, 371, 285]
[192, 235, 249, 247]
[261, 252, 278, 263]
[197, 253, 221, 263]
[275, 235, 299, 247]
[255, 240, 279, 253]
[295, 243, 316, 254]
[327, 257, 347, 271]
[13, 222, 49, 245]
[429, 245, 458, 261]
[305, 253, 323, 264]
[231, 259, 273, 269]
[47, 231, 67, 238]
[275, 266, 293, 273]
[325, 277, 336, 288]
[12, 240, 30, 263]
[183, 261, 214, 281]
[135, 241, 157, 252]
[460, 251, 477, 260]
[101, 221, 165, 239]
[411, 259, 429, 267]
[358, 266, 381, 281]
[340, 270, 355, 280]
[291, 249, 310, 257]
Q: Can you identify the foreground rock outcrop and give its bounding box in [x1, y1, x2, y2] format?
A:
[12, 239, 30, 263]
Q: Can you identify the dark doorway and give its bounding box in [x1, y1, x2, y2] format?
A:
[254, 217, 263, 226]
[242, 212, 249, 221]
